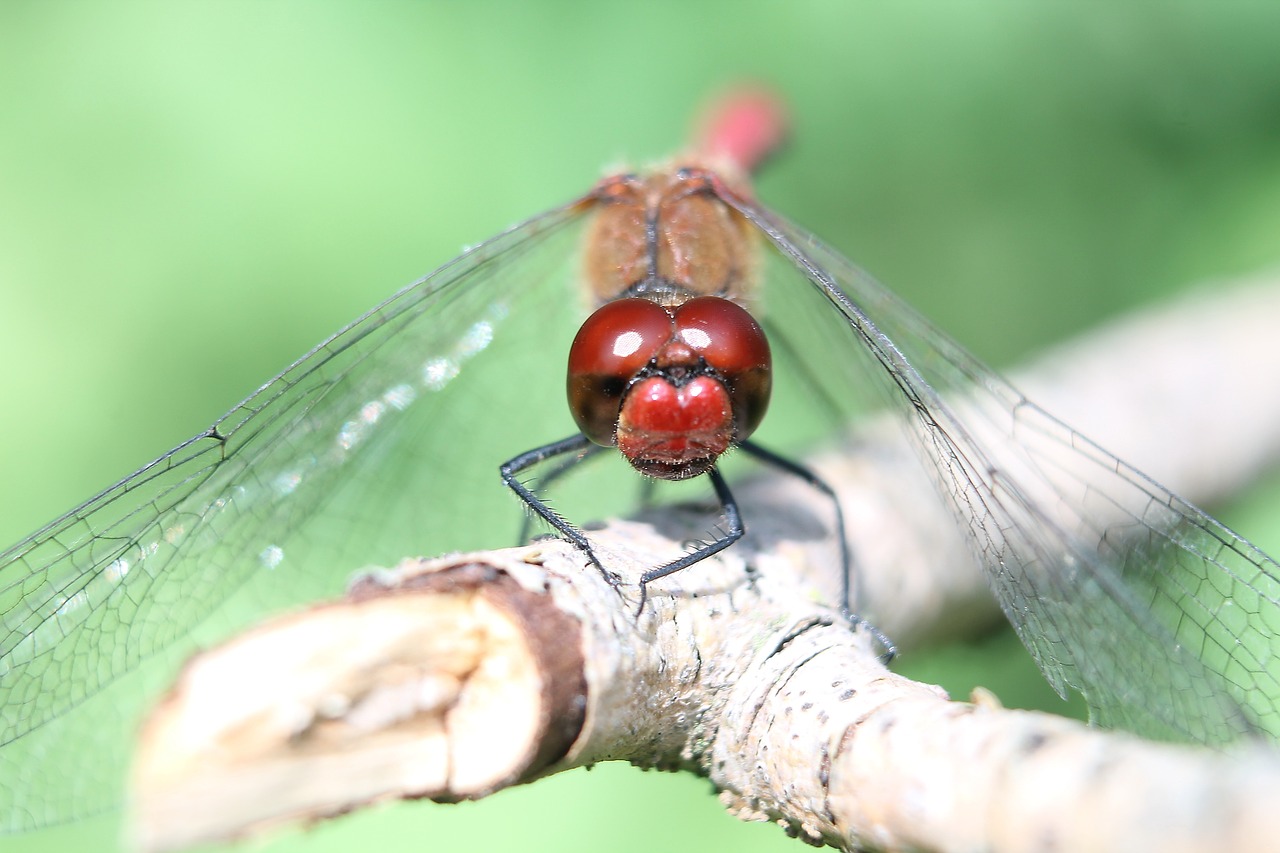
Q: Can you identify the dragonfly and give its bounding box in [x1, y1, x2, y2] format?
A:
[3, 90, 1279, 835]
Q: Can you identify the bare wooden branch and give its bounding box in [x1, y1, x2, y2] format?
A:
[132, 274, 1280, 852]
[1014, 271, 1280, 505]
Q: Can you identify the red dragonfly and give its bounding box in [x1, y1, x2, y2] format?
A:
[1, 91, 1277, 834]
[502, 94, 863, 620]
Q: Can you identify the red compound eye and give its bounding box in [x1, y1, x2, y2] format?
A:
[671, 297, 771, 441]
[567, 298, 673, 446]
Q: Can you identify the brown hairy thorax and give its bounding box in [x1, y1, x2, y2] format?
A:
[579, 164, 760, 310]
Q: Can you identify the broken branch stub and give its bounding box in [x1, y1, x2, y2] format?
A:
[131, 557, 588, 852]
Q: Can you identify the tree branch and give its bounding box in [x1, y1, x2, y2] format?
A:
[131, 273, 1280, 852]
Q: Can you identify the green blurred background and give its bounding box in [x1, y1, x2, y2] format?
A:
[2, 3, 1280, 851]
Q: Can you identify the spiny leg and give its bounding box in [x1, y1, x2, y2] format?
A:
[739, 440, 896, 662]
[500, 434, 617, 585]
[512, 441, 608, 545]
[635, 466, 743, 616]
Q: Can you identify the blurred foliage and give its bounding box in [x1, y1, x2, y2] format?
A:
[1, 2, 1278, 852]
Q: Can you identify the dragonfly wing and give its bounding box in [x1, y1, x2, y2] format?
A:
[0, 197, 594, 828]
[736, 198, 1280, 744]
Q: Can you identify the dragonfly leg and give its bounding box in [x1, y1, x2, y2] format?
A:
[511, 441, 607, 545]
[500, 434, 618, 586]
[635, 466, 744, 616]
[739, 440, 896, 663]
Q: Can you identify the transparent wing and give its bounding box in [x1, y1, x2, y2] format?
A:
[737, 198, 1280, 745]
[0, 197, 606, 830]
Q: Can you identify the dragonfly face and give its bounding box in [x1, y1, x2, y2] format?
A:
[504, 155, 845, 618]
[567, 294, 771, 479]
